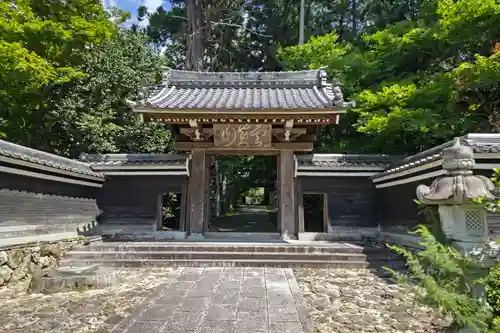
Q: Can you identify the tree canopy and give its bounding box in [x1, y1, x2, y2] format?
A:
[279, 0, 500, 154]
[0, 0, 499, 196]
[0, 0, 171, 157]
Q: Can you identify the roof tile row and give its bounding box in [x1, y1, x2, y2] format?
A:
[132, 69, 354, 111]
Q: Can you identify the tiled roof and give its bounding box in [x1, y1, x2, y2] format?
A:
[296, 154, 394, 170]
[0, 140, 103, 178]
[372, 133, 500, 179]
[130, 69, 355, 111]
[80, 153, 189, 168]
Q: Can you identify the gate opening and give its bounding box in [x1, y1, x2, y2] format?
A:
[161, 192, 182, 230]
[303, 193, 327, 232]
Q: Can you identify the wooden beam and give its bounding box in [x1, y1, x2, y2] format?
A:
[272, 127, 307, 142]
[180, 128, 214, 135]
[272, 128, 307, 136]
[296, 134, 316, 142]
[173, 141, 313, 151]
[181, 120, 213, 141]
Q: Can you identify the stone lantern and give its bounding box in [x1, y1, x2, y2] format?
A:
[416, 138, 500, 333]
[416, 138, 497, 253]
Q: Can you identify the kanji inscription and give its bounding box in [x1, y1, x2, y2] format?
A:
[214, 124, 272, 148]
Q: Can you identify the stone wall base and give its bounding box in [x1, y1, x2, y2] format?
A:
[0, 238, 85, 292]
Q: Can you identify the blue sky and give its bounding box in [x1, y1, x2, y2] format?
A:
[101, 0, 171, 26]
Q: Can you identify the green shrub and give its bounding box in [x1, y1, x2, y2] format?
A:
[485, 264, 500, 317]
[386, 225, 493, 332]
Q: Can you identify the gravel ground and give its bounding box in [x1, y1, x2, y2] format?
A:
[0, 267, 453, 333]
[0, 267, 181, 333]
[294, 268, 452, 333]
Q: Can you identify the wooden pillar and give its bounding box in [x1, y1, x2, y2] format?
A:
[204, 156, 211, 232]
[187, 150, 207, 238]
[278, 150, 296, 239]
[179, 179, 188, 232]
[156, 193, 163, 231]
[296, 179, 304, 234]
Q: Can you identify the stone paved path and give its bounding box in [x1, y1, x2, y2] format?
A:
[112, 267, 313, 333]
[209, 205, 277, 232]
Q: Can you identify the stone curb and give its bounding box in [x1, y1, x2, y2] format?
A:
[284, 268, 315, 333]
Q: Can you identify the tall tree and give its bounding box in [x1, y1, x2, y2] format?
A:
[0, 0, 116, 147]
[279, 0, 500, 154]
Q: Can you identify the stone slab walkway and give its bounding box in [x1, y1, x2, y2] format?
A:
[111, 267, 314, 333]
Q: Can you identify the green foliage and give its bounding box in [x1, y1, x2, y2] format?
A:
[279, 0, 500, 154]
[243, 187, 265, 205]
[0, 0, 171, 156]
[386, 225, 493, 332]
[0, 0, 116, 150]
[485, 264, 500, 318]
[45, 29, 171, 156]
[474, 168, 500, 214]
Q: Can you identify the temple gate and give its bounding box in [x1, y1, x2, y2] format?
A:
[129, 69, 353, 239]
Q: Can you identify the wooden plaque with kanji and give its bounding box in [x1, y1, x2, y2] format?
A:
[213, 124, 272, 148]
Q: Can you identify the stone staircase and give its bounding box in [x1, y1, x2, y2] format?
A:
[82, 217, 158, 236]
[61, 240, 404, 269]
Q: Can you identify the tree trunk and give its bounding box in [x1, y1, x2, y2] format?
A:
[351, 0, 357, 35]
[186, 0, 204, 70]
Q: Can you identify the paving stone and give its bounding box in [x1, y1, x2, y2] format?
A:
[222, 268, 244, 280]
[212, 290, 239, 305]
[198, 320, 234, 333]
[235, 310, 268, 331]
[224, 268, 244, 274]
[204, 268, 224, 275]
[125, 321, 167, 333]
[268, 321, 303, 333]
[266, 280, 292, 291]
[268, 306, 299, 322]
[266, 274, 288, 282]
[244, 268, 265, 277]
[240, 287, 266, 298]
[267, 295, 295, 306]
[267, 288, 293, 296]
[139, 304, 177, 320]
[217, 280, 241, 290]
[183, 268, 205, 274]
[164, 281, 195, 294]
[178, 274, 201, 282]
[205, 304, 237, 321]
[187, 287, 216, 298]
[238, 297, 267, 311]
[3, 266, 311, 333]
[167, 311, 203, 331]
[242, 277, 265, 288]
[153, 294, 184, 306]
[181, 297, 211, 312]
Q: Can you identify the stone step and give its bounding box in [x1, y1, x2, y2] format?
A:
[31, 265, 121, 293]
[64, 250, 398, 262]
[59, 258, 373, 269]
[204, 232, 281, 240]
[79, 242, 387, 254]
